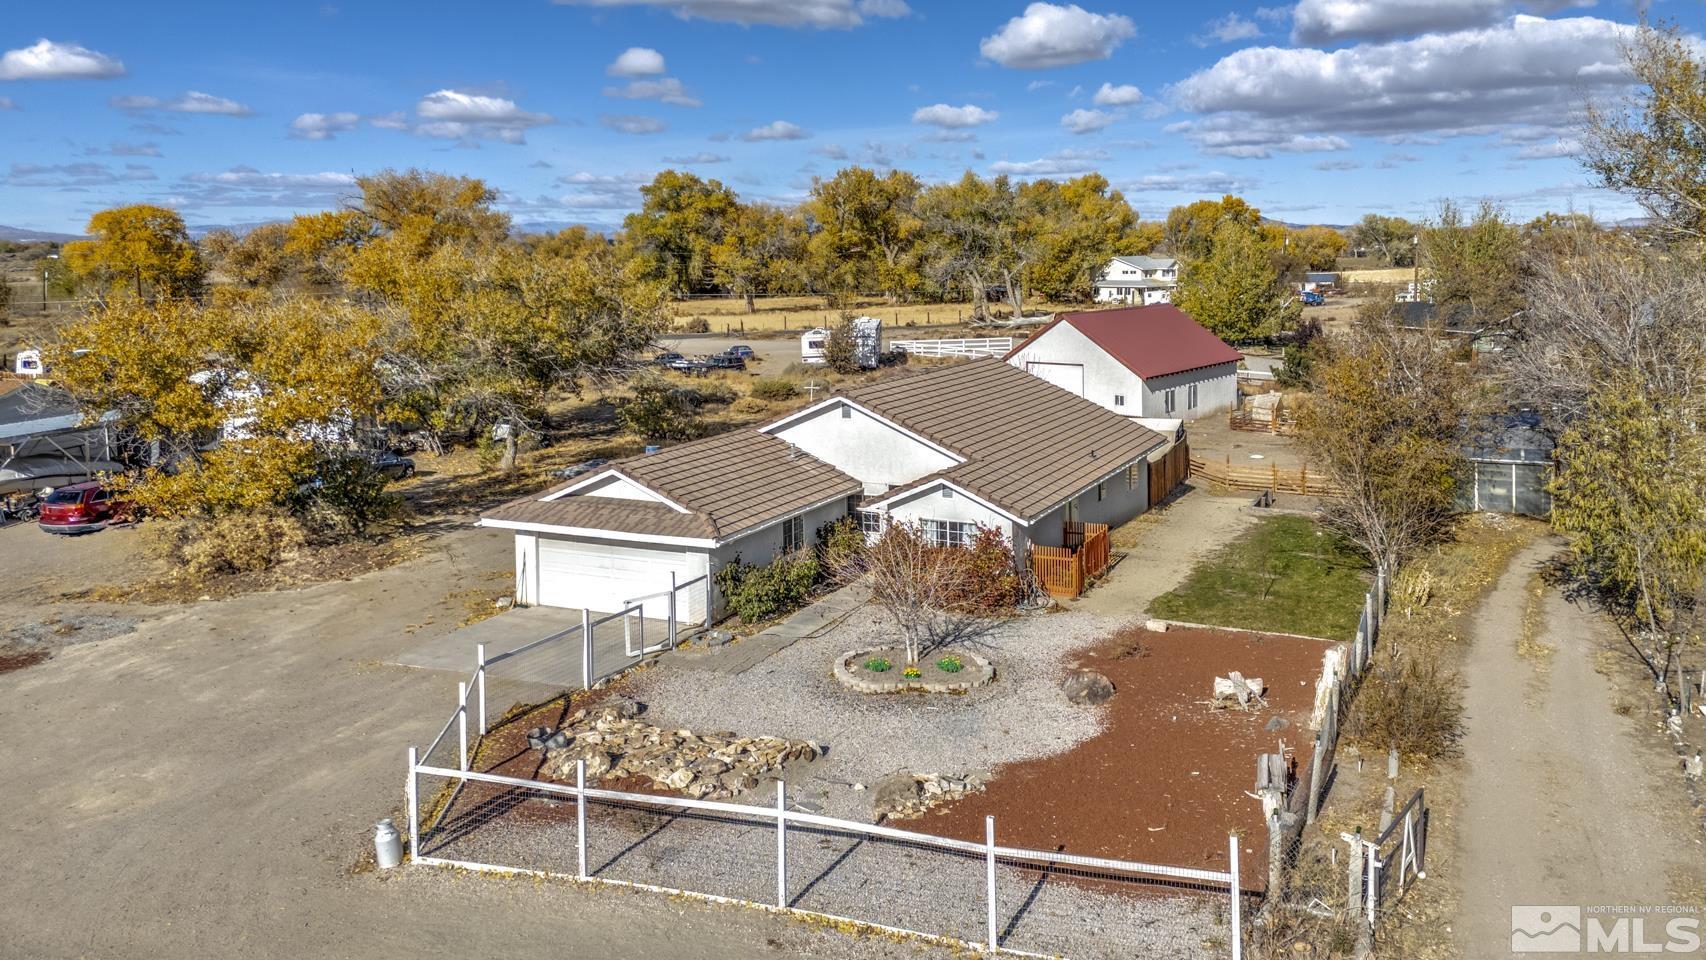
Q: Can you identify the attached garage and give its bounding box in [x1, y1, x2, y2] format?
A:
[536, 536, 705, 621]
[1026, 361, 1085, 396]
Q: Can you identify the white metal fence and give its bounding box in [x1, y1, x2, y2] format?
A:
[402, 565, 1256, 958]
[890, 337, 1016, 358]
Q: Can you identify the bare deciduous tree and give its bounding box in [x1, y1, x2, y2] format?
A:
[825, 521, 998, 665]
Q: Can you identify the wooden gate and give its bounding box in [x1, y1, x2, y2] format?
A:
[1148, 439, 1191, 508]
[1030, 522, 1111, 599]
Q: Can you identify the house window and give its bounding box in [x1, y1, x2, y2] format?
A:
[858, 509, 883, 538]
[1187, 383, 1199, 409]
[1114, 394, 1125, 407]
[923, 519, 974, 548]
[781, 515, 804, 553]
[1164, 389, 1177, 414]
[1097, 481, 1107, 502]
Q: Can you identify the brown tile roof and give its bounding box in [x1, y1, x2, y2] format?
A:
[844, 358, 1165, 519]
[484, 429, 860, 541]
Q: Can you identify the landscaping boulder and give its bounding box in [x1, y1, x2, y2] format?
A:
[872, 771, 988, 820]
[871, 772, 921, 817]
[1061, 669, 1116, 705]
[538, 708, 820, 801]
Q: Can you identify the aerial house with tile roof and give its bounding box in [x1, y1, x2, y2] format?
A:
[482, 359, 1169, 618]
[1004, 305, 1243, 421]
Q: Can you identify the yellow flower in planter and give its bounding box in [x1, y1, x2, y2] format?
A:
[902, 665, 922, 679]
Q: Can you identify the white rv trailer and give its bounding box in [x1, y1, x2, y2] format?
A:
[800, 316, 882, 369]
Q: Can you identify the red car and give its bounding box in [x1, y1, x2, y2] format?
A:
[37, 481, 126, 535]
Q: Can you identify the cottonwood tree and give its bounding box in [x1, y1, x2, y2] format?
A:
[1016, 173, 1139, 302]
[918, 172, 1028, 321]
[804, 167, 924, 303]
[1583, 21, 1706, 243]
[1174, 220, 1298, 342]
[1295, 309, 1476, 573]
[711, 202, 803, 313]
[63, 204, 205, 302]
[1349, 214, 1419, 266]
[623, 170, 739, 296]
[1420, 200, 1525, 323]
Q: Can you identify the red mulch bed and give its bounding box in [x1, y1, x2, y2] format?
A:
[923, 625, 1334, 891]
[0, 649, 50, 674]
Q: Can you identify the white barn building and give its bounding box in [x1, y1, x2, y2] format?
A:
[1004, 305, 1241, 421]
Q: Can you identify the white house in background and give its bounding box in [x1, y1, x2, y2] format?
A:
[1005, 305, 1242, 421]
[1093, 255, 1179, 305]
[482, 359, 1167, 619]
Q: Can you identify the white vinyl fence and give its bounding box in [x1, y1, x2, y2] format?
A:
[403, 576, 1256, 959]
[890, 337, 1016, 359]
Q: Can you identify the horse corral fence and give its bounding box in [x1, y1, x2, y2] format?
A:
[401, 568, 1257, 958]
[890, 337, 1017, 359]
[1189, 456, 1345, 498]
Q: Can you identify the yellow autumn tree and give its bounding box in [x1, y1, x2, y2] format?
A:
[63, 204, 205, 301]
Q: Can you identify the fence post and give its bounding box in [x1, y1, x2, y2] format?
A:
[476, 643, 487, 736]
[457, 681, 469, 771]
[985, 816, 998, 953]
[406, 746, 419, 862]
[1365, 843, 1379, 929]
[582, 608, 593, 690]
[775, 781, 788, 909]
[1229, 834, 1243, 960]
[1365, 593, 1377, 646]
[669, 571, 678, 649]
[576, 758, 588, 880]
[1306, 733, 1324, 824]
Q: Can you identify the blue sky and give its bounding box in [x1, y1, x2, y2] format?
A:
[0, 0, 1682, 234]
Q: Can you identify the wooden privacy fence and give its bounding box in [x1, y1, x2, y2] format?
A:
[1029, 522, 1110, 599]
[1189, 455, 1345, 498]
[1149, 440, 1191, 508]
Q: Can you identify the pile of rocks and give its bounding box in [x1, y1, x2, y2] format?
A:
[870, 770, 988, 820]
[537, 700, 820, 800]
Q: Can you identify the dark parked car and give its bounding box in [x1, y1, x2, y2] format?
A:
[704, 354, 746, 371]
[554, 457, 609, 480]
[654, 351, 685, 366]
[371, 451, 416, 481]
[666, 356, 709, 376]
[725, 344, 755, 359]
[37, 481, 125, 534]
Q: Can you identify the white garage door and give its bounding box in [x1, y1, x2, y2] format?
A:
[537, 538, 703, 622]
[1026, 361, 1085, 396]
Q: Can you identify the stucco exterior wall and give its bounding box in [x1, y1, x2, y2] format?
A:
[707, 496, 852, 619]
[767, 401, 958, 494]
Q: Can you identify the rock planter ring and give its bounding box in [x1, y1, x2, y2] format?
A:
[834, 647, 995, 694]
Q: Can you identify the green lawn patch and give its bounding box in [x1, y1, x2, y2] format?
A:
[1147, 514, 1369, 638]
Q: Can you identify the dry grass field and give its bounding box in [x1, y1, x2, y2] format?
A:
[1339, 266, 1415, 284]
[669, 294, 1079, 336]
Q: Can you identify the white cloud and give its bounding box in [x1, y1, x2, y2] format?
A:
[185, 168, 356, 190]
[0, 39, 124, 81]
[741, 120, 810, 141]
[911, 103, 999, 128]
[290, 112, 361, 140]
[663, 151, 730, 163]
[1514, 137, 1580, 159]
[1314, 158, 1362, 170]
[552, 0, 909, 29]
[1194, 12, 1261, 46]
[1291, 0, 1594, 45]
[555, 170, 653, 209]
[979, 3, 1136, 69]
[112, 91, 253, 117]
[1026, 79, 1056, 92]
[601, 114, 667, 134]
[607, 47, 666, 77]
[163, 166, 358, 209]
[0, 97, 14, 111]
[1061, 108, 1118, 134]
[812, 143, 850, 160]
[413, 89, 553, 143]
[1171, 15, 1635, 156]
[1091, 82, 1142, 106]
[6, 162, 155, 187]
[1120, 170, 1255, 195]
[989, 148, 1108, 177]
[603, 76, 701, 107]
[85, 140, 161, 157]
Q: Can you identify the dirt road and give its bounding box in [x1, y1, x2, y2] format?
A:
[1455, 539, 1706, 955]
[0, 522, 937, 960]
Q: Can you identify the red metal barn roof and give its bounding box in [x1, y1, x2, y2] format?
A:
[1011, 305, 1243, 379]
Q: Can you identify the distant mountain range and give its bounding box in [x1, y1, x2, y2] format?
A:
[0, 225, 83, 244]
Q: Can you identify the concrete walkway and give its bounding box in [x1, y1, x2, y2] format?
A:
[1455, 539, 1706, 955]
[392, 604, 682, 691]
[672, 583, 870, 676]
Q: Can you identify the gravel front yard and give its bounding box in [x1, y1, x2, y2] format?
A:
[629, 603, 1132, 821]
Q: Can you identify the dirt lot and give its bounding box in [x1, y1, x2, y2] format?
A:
[927, 624, 1332, 885]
